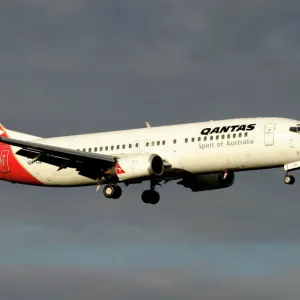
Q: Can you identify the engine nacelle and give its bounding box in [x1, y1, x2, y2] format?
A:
[106, 153, 164, 181]
[177, 171, 235, 192]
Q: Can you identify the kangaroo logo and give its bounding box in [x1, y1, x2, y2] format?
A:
[116, 163, 125, 175]
[0, 150, 10, 173]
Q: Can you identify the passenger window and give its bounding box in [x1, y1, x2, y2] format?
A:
[173, 139, 177, 144]
[239, 133, 242, 138]
[244, 132, 248, 137]
[105, 146, 108, 151]
[222, 135, 225, 139]
[185, 138, 188, 143]
[111, 146, 114, 150]
[151, 141, 155, 146]
[129, 144, 132, 149]
[233, 134, 236, 138]
[198, 137, 201, 142]
[162, 140, 165, 145]
[94, 147, 97, 152]
[216, 135, 219, 140]
[191, 137, 195, 142]
[89, 148, 92, 152]
[122, 145, 126, 149]
[227, 134, 230, 139]
[204, 136, 207, 141]
[157, 141, 160, 146]
[100, 147, 103, 151]
[135, 143, 139, 148]
[146, 142, 149, 147]
[210, 136, 213, 141]
[116, 145, 120, 150]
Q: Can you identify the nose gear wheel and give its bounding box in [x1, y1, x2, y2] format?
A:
[284, 175, 295, 185]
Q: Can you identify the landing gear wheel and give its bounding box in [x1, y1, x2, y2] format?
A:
[103, 184, 122, 199]
[141, 190, 160, 205]
[113, 185, 122, 199]
[284, 175, 295, 185]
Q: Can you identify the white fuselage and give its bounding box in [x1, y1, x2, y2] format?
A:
[4, 117, 300, 186]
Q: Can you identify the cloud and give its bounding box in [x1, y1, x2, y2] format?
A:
[0, 266, 300, 300]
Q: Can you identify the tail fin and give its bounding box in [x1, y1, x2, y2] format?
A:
[0, 123, 43, 185]
[0, 123, 41, 141]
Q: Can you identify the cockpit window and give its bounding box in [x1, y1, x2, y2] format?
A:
[290, 127, 300, 133]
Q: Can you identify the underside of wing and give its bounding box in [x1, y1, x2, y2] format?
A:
[0, 136, 116, 180]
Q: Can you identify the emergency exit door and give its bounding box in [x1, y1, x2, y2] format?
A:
[1, 150, 10, 173]
[265, 123, 276, 146]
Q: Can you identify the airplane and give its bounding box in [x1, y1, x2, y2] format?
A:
[0, 117, 300, 205]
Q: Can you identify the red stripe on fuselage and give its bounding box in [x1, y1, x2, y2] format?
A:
[0, 125, 43, 186]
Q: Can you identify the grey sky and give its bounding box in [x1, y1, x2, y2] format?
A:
[1, 266, 300, 300]
[1, 0, 300, 299]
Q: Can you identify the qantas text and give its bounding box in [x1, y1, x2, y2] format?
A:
[200, 124, 256, 135]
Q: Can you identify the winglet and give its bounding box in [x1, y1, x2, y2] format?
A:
[146, 121, 151, 128]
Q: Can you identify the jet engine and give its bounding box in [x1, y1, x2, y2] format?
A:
[177, 171, 235, 192]
[106, 153, 164, 181]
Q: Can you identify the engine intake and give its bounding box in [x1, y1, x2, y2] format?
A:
[150, 155, 165, 176]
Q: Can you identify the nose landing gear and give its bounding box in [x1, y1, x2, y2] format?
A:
[284, 174, 295, 185]
[283, 162, 300, 185]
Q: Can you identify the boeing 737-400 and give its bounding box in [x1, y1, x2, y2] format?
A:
[0, 117, 299, 204]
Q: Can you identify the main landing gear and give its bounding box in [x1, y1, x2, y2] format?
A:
[141, 180, 160, 205]
[101, 180, 161, 204]
[103, 184, 122, 199]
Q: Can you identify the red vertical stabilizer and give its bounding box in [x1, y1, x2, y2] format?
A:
[0, 124, 43, 185]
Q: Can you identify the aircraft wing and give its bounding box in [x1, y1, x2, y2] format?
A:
[0, 136, 116, 180]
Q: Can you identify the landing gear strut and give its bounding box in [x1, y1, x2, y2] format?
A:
[141, 180, 160, 205]
[103, 184, 122, 199]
